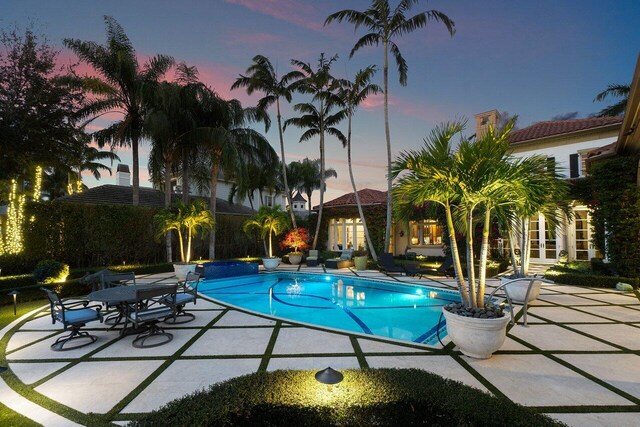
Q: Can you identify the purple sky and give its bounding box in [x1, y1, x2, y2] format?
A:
[3, 0, 639, 205]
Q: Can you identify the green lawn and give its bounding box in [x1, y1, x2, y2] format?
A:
[0, 299, 49, 427]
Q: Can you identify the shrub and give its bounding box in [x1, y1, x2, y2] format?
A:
[130, 369, 562, 427]
[33, 259, 69, 284]
[547, 268, 638, 289]
[590, 258, 613, 276]
[0, 253, 37, 276]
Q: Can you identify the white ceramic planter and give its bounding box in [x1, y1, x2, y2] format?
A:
[501, 277, 542, 304]
[442, 308, 510, 359]
[288, 253, 302, 265]
[262, 257, 280, 271]
[173, 263, 197, 281]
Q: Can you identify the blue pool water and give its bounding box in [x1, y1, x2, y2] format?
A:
[199, 272, 460, 346]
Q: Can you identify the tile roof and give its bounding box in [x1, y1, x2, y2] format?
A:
[321, 188, 387, 208]
[508, 116, 623, 144]
[54, 184, 255, 215]
[291, 192, 306, 202]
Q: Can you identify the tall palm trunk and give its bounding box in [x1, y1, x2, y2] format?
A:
[508, 225, 519, 276]
[209, 157, 220, 259]
[164, 156, 173, 262]
[182, 146, 190, 204]
[307, 190, 313, 218]
[519, 217, 529, 277]
[466, 209, 477, 308]
[277, 98, 297, 228]
[177, 228, 185, 263]
[186, 229, 192, 263]
[268, 231, 274, 258]
[445, 203, 469, 305]
[476, 205, 492, 307]
[132, 135, 140, 205]
[347, 111, 378, 261]
[383, 40, 392, 253]
[312, 100, 325, 250]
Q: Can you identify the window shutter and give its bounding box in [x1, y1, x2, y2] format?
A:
[569, 154, 579, 178]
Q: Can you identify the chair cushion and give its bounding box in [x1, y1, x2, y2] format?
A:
[64, 308, 101, 325]
[130, 306, 173, 321]
[174, 294, 196, 305]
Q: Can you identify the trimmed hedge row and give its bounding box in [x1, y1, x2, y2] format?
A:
[130, 369, 562, 427]
[548, 270, 638, 289]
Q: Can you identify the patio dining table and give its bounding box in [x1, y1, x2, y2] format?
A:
[88, 284, 171, 335]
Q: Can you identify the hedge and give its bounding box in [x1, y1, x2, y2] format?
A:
[130, 369, 562, 427]
[547, 270, 638, 289]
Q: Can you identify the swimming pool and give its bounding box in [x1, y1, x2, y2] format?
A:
[199, 272, 459, 346]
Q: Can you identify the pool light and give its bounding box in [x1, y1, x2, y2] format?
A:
[315, 367, 343, 392]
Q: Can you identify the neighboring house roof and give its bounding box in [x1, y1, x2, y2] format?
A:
[54, 184, 255, 216]
[508, 116, 623, 145]
[318, 188, 387, 209]
[292, 192, 306, 202]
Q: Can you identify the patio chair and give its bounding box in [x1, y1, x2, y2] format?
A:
[325, 249, 354, 269]
[125, 285, 177, 348]
[377, 252, 405, 275]
[100, 271, 136, 325]
[306, 250, 319, 267]
[163, 272, 200, 324]
[41, 287, 103, 351]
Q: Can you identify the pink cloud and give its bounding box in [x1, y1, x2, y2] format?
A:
[227, 32, 284, 48]
[224, 0, 324, 31]
[360, 93, 449, 122]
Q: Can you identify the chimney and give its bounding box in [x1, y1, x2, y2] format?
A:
[116, 164, 130, 186]
[474, 109, 499, 139]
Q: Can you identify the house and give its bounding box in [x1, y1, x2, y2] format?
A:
[476, 110, 624, 263]
[290, 192, 308, 217]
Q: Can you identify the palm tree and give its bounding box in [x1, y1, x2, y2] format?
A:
[231, 55, 304, 227]
[326, 0, 455, 252]
[66, 130, 120, 193]
[594, 83, 630, 117]
[64, 15, 174, 205]
[243, 205, 290, 258]
[392, 122, 542, 308]
[189, 89, 277, 259]
[289, 158, 338, 218]
[339, 66, 382, 261]
[285, 54, 346, 249]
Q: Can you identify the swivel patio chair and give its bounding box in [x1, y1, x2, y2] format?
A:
[100, 271, 136, 325]
[125, 285, 177, 348]
[377, 252, 405, 275]
[163, 272, 200, 324]
[41, 288, 103, 351]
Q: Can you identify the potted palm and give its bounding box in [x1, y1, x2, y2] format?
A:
[243, 206, 289, 271]
[393, 122, 560, 358]
[281, 227, 310, 265]
[154, 200, 215, 280]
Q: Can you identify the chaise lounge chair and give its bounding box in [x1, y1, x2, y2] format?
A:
[325, 249, 354, 269]
[306, 250, 319, 267]
[378, 252, 405, 275]
[405, 256, 454, 278]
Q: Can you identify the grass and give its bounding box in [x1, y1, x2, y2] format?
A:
[0, 299, 49, 427]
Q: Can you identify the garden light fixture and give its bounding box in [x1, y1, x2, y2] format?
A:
[7, 290, 18, 316]
[315, 367, 343, 392]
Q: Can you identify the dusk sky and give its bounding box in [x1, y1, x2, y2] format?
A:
[2, 0, 639, 205]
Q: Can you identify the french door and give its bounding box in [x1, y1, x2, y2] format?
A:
[529, 214, 558, 263]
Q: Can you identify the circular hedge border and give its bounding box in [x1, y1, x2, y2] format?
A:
[130, 368, 564, 426]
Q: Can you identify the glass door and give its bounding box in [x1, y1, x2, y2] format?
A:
[573, 209, 599, 260]
[529, 214, 557, 263]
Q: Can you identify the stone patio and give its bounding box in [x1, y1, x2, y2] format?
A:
[1, 265, 639, 426]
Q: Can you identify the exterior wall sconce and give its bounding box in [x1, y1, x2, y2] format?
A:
[315, 366, 344, 392]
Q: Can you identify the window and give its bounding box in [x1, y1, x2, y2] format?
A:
[265, 195, 273, 207]
[546, 156, 556, 175]
[569, 153, 579, 178]
[409, 220, 442, 246]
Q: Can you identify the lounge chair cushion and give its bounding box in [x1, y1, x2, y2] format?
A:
[173, 294, 196, 305]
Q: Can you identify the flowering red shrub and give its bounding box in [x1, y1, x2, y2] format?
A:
[280, 227, 310, 253]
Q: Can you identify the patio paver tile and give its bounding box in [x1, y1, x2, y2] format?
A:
[7, 331, 59, 352]
[366, 355, 488, 392]
[35, 360, 164, 413]
[508, 324, 617, 351]
[537, 294, 608, 306]
[557, 353, 640, 399]
[569, 324, 640, 350]
[573, 305, 640, 322]
[548, 412, 640, 427]
[527, 306, 615, 323]
[214, 310, 276, 327]
[9, 362, 68, 385]
[357, 338, 432, 353]
[272, 328, 354, 355]
[182, 327, 273, 356]
[464, 354, 633, 407]
[123, 358, 261, 413]
[574, 293, 639, 305]
[7, 330, 118, 360]
[267, 356, 360, 371]
[92, 328, 200, 358]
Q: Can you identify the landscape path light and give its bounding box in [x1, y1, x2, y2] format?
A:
[315, 367, 343, 392]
